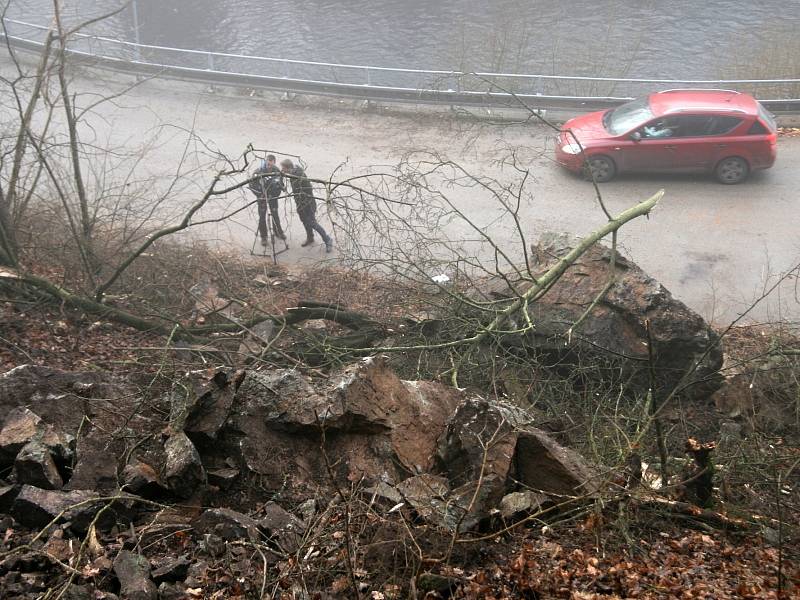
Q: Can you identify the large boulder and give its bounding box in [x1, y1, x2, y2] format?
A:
[475, 234, 723, 399]
[215, 357, 464, 493]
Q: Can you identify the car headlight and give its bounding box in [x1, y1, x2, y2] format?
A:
[560, 143, 583, 155]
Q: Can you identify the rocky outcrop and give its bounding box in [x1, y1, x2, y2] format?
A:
[0, 356, 619, 600]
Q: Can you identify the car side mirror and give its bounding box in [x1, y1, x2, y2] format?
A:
[630, 131, 642, 142]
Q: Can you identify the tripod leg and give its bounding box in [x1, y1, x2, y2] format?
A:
[251, 230, 260, 256]
[265, 206, 288, 265]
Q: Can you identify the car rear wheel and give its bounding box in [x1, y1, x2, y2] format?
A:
[584, 155, 616, 183]
[715, 156, 749, 184]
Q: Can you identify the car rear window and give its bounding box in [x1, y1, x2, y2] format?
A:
[757, 103, 777, 132]
[707, 116, 743, 135]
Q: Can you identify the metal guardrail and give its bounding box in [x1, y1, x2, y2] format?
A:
[3, 17, 800, 113]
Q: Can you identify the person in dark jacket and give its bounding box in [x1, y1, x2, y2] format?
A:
[280, 158, 333, 252]
[248, 155, 286, 247]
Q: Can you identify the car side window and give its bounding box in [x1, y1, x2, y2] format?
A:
[640, 116, 717, 139]
[669, 115, 714, 137]
[707, 116, 743, 135]
[748, 120, 768, 135]
[641, 118, 678, 139]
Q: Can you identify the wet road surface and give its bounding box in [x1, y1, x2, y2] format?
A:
[4, 61, 799, 324]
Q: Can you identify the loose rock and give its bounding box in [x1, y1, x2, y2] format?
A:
[157, 582, 186, 600]
[181, 369, 241, 445]
[0, 484, 17, 512]
[499, 490, 551, 520]
[0, 408, 43, 466]
[515, 427, 599, 497]
[438, 397, 598, 524]
[163, 432, 206, 499]
[123, 459, 166, 498]
[10, 485, 134, 533]
[194, 508, 260, 542]
[14, 440, 63, 489]
[113, 550, 158, 600]
[206, 467, 238, 490]
[151, 556, 191, 584]
[259, 501, 306, 553]
[61, 583, 93, 600]
[66, 431, 120, 493]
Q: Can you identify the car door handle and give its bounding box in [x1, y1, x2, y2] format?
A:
[664, 145, 676, 150]
[716, 144, 728, 148]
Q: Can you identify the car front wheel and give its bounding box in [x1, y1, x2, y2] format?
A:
[715, 156, 749, 184]
[584, 155, 616, 183]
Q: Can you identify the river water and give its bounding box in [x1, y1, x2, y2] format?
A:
[6, 0, 800, 79]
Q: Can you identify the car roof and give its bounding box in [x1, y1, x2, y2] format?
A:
[648, 89, 758, 117]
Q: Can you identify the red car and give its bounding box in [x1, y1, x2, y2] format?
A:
[555, 89, 777, 184]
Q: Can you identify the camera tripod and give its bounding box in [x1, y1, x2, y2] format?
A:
[250, 203, 289, 265]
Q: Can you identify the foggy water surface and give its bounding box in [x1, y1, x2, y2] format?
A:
[6, 0, 800, 79]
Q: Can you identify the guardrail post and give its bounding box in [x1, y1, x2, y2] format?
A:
[131, 0, 142, 62]
[365, 66, 371, 86]
[207, 52, 216, 92]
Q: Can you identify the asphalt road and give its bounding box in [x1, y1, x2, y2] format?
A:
[4, 59, 799, 324]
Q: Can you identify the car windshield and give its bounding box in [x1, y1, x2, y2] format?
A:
[603, 97, 654, 135]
